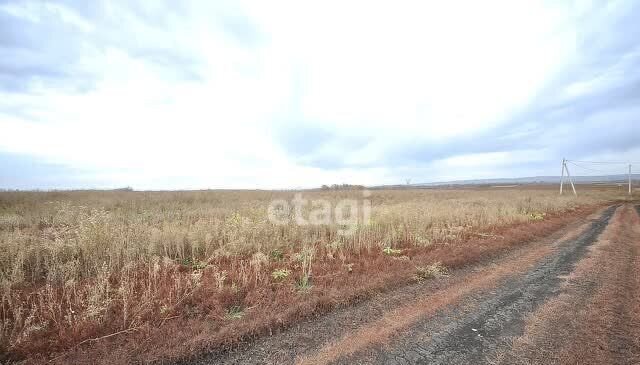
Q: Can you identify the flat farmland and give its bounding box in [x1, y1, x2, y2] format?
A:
[0, 187, 631, 363]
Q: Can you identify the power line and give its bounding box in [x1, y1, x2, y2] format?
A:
[561, 158, 635, 197]
[566, 161, 626, 175]
[567, 159, 639, 165]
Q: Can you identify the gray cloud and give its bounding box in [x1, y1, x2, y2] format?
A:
[275, 1, 640, 174]
[0, 9, 88, 92]
[2, 1, 640, 188]
[0, 1, 235, 93]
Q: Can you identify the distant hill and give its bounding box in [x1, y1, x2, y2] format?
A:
[372, 174, 640, 189]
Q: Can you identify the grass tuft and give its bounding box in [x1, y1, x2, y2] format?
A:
[271, 268, 291, 281]
[415, 262, 449, 281]
[224, 306, 244, 320]
[383, 247, 403, 255]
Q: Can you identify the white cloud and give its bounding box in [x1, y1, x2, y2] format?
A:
[1, 0, 639, 189]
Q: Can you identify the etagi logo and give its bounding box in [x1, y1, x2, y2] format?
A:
[267, 191, 372, 236]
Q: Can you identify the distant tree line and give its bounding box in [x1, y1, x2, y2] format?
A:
[320, 184, 365, 190]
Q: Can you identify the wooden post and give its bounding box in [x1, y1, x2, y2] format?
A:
[564, 162, 577, 196]
[560, 158, 565, 195]
[629, 164, 632, 196]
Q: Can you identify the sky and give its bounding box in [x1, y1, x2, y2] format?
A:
[1, 0, 640, 190]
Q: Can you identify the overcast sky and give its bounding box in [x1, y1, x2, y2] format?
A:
[1, 0, 640, 190]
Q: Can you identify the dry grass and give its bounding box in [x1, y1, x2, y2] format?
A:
[414, 262, 448, 280]
[0, 187, 627, 362]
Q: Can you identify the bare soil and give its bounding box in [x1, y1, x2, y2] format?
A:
[187, 204, 640, 365]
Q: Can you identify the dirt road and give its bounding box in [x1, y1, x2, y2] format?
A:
[189, 204, 640, 365]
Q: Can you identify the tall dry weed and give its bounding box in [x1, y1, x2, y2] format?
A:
[0, 187, 626, 359]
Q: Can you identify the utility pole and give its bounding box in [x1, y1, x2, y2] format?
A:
[563, 160, 577, 196]
[629, 164, 632, 196]
[560, 158, 565, 195]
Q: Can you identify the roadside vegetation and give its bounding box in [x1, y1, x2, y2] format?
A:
[0, 187, 624, 362]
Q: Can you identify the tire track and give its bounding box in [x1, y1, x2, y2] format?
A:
[493, 203, 640, 365]
[322, 205, 618, 365]
[186, 206, 617, 365]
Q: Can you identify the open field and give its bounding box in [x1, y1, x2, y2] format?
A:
[204, 203, 640, 365]
[0, 187, 631, 363]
